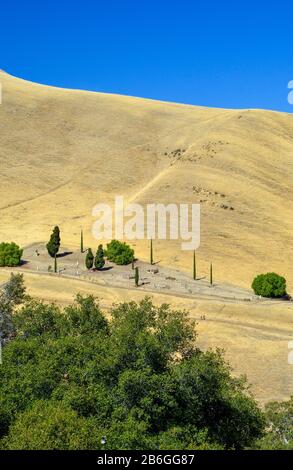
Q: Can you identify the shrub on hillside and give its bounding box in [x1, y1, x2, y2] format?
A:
[105, 240, 134, 265]
[0, 243, 23, 267]
[252, 272, 287, 298]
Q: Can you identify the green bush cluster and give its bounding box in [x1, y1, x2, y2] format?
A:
[0, 242, 23, 267]
[252, 272, 287, 298]
[105, 240, 134, 265]
[85, 246, 105, 270]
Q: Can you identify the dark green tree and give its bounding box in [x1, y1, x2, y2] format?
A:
[85, 248, 94, 270]
[54, 255, 57, 273]
[150, 239, 153, 265]
[135, 266, 139, 287]
[0, 242, 23, 267]
[252, 273, 287, 298]
[12, 299, 64, 339]
[46, 226, 61, 258]
[64, 294, 109, 336]
[193, 251, 196, 280]
[80, 229, 84, 253]
[94, 245, 105, 270]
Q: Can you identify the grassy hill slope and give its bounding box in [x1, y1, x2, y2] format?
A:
[1, 70, 292, 288]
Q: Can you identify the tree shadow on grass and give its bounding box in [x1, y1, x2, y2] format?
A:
[57, 251, 73, 258]
[94, 266, 113, 272]
[19, 260, 29, 266]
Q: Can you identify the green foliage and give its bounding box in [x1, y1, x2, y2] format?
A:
[0, 274, 26, 343]
[106, 240, 134, 265]
[3, 273, 26, 305]
[0, 291, 265, 450]
[46, 226, 61, 258]
[0, 401, 102, 450]
[255, 397, 293, 449]
[0, 297, 13, 344]
[0, 242, 23, 267]
[13, 299, 65, 339]
[135, 266, 139, 287]
[85, 248, 94, 270]
[13, 295, 108, 340]
[63, 294, 109, 336]
[156, 426, 223, 450]
[252, 272, 287, 298]
[94, 245, 105, 270]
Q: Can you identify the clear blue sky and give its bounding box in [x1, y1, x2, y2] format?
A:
[1, 0, 293, 112]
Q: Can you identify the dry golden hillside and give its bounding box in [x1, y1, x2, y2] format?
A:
[1, 73, 293, 404]
[0, 70, 293, 289]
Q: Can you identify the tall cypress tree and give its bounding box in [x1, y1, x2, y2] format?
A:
[46, 226, 61, 258]
[85, 248, 94, 270]
[193, 251, 196, 280]
[80, 229, 84, 253]
[135, 266, 139, 287]
[95, 245, 105, 270]
[150, 239, 153, 265]
[54, 254, 57, 273]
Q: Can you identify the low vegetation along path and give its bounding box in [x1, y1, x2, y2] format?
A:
[1, 242, 267, 304]
[1, 242, 292, 308]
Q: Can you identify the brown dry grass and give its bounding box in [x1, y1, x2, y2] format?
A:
[1, 71, 293, 404]
[1, 70, 293, 289]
